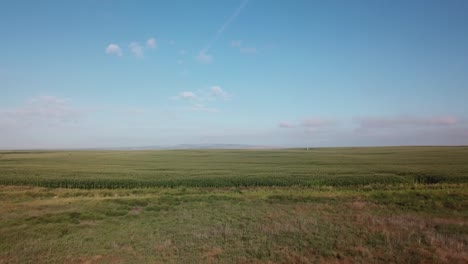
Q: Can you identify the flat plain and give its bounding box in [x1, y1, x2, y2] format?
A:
[0, 147, 467, 263]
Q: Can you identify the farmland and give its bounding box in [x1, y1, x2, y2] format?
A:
[0, 147, 467, 263]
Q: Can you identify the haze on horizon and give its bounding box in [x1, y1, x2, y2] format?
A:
[1, 0, 468, 149]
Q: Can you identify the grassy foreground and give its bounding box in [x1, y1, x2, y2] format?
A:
[0, 147, 467, 263]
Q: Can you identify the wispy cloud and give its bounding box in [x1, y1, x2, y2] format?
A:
[179, 49, 187, 55]
[173, 87, 233, 102]
[146, 38, 157, 49]
[173, 91, 198, 100]
[216, 0, 249, 36]
[355, 115, 458, 130]
[346, 116, 467, 146]
[196, 51, 213, 64]
[171, 87, 232, 113]
[278, 121, 295, 128]
[231, 40, 242, 48]
[0, 96, 93, 149]
[210, 86, 231, 100]
[197, 0, 250, 63]
[106, 37, 156, 59]
[302, 118, 335, 128]
[28, 95, 69, 105]
[129, 42, 144, 58]
[279, 118, 336, 135]
[105, 44, 122, 56]
[230, 39, 257, 54]
[0, 96, 87, 127]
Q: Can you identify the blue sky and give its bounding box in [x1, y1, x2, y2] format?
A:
[1, 0, 468, 149]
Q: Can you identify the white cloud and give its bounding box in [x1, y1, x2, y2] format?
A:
[196, 51, 213, 64]
[105, 44, 122, 56]
[129, 42, 144, 58]
[210, 86, 231, 100]
[179, 49, 187, 55]
[171, 87, 231, 113]
[176, 91, 198, 100]
[146, 38, 157, 49]
[177, 60, 184, 65]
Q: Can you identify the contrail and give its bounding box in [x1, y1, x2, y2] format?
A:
[201, 0, 250, 54]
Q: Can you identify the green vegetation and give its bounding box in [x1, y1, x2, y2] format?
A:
[1, 147, 467, 188]
[0, 147, 467, 263]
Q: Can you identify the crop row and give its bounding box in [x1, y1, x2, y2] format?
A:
[1, 173, 466, 189]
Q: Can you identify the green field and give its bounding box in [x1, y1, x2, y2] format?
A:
[1, 147, 468, 188]
[1, 147, 467, 263]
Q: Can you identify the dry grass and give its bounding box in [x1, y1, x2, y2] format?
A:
[351, 214, 467, 263]
[0, 185, 466, 263]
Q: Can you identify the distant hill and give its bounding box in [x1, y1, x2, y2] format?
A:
[0, 144, 281, 151]
[111, 144, 277, 150]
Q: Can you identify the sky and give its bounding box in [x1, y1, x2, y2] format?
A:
[1, 0, 468, 149]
